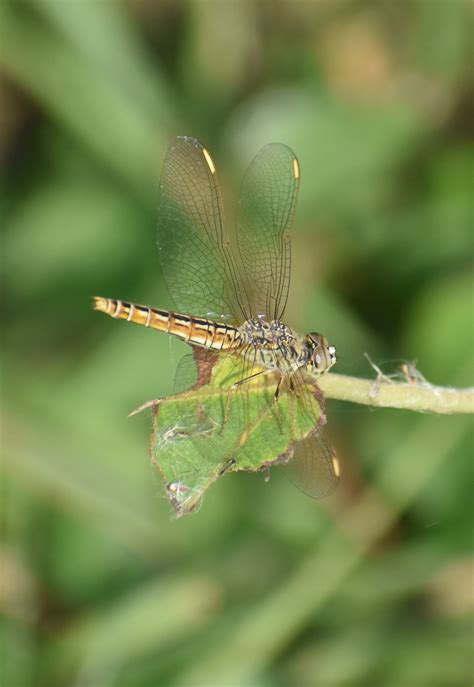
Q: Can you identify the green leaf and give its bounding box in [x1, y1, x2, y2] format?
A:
[148, 354, 324, 517]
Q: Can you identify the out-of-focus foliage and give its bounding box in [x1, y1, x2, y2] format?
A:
[1, 1, 472, 686]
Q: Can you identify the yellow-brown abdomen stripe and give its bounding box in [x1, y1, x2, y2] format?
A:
[93, 297, 241, 351]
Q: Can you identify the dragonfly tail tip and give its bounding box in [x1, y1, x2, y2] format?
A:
[92, 296, 108, 312]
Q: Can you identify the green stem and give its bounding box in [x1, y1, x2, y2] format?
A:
[318, 372, 474, 415]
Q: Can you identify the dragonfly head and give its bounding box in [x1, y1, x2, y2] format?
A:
[305, 333, 336, 375]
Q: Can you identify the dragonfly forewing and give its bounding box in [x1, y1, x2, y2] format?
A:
[157, 136, 248, 321]
[237, 142, 300, 321]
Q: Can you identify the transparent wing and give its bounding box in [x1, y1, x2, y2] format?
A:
[172, 346, 274, 445]
[174, 348, 220, 395]
[172, 347, 339, 500]
[174, 353, 199, 394]
[152, 348, 230, 515]
[281, 367, 340, 498]
[237, 143, 300, 321]
[171, 351, 220, 438]
[154, 348, 338, 512]
[286, 428, 340, 499]
[157, 136, 248, 321]
[153, 345, 278, 515]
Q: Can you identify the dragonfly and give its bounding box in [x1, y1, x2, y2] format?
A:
[94, 136, 339, 508]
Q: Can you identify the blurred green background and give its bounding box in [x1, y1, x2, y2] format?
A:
[2, 1, 473, 686]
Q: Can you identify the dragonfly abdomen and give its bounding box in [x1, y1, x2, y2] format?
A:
[93, 297, 241, 350]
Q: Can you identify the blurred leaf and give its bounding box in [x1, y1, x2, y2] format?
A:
[384, 617, 473, 687]
[284, 622, 389, 687]
[36, 0, 172, 121]
[227, 90, 423, 224]
[173, 408, 469, 686]
[413, 0, 472, 77]
[1, 620, 38, 687]
[402, 270, 474, 385]
[183, 0, 259, 94]
[46, 514, 147, 606]
[363, 146, 473, 289]
[52, 573, 222, 685]
[3, 412, 164, 558]
[1, 1, 171, 200]
[4, 179, 145, 298]
[303, 286, 382, 376]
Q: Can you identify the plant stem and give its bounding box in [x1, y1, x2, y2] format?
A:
[318, 372, 474, 415]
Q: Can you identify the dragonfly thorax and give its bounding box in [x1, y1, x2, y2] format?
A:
[238, 319, 307, 374]
[240, 318, 295, 345]
[238, 320, 336, 376]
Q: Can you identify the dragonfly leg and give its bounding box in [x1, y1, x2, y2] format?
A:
[272, 376, 286, 434]
[274, 377, 282, 399]
[218, 457, 236, 476]
[231, 369, 268, 390]
[222, 369, 272, 430]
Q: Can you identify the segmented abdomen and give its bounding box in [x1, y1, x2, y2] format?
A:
[93, 297, 241, 350]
